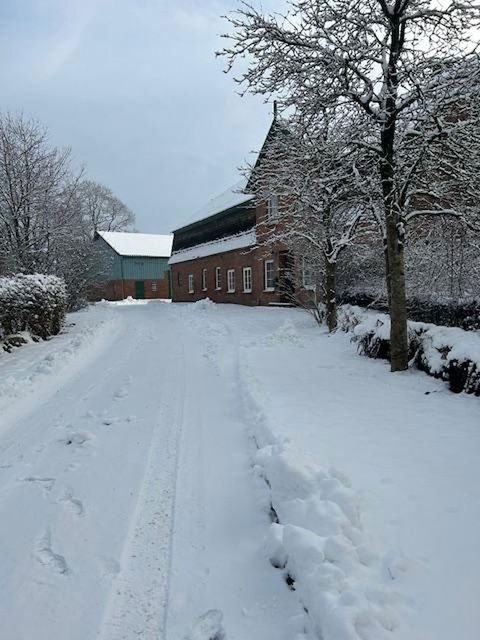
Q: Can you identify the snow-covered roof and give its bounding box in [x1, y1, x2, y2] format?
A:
[98, 231, 173, 258]
[169, 229, 256, 265]
[175, 179, 254, 231]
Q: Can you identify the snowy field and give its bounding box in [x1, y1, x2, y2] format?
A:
[0, 301, 478, 640]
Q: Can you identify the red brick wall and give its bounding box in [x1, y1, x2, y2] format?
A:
[91, 277, 170, 301]
[170, 200, 318, 307]
[170, 246, 283, 306]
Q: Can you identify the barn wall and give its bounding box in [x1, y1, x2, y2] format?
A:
[121, 256, 170, 280]
[94, 236, 122, 280]
[91, 276, 170, 301]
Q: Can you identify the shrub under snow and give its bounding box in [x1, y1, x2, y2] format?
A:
[0, 274, 67, 346]
[340, 289, 480, 331]
[338, 305, 480, 396]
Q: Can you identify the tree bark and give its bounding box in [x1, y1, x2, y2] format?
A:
[324, 256, 337, 333]
[385, 211, 409, 370]
[379, 8, 409, 372]
[383, 235, 392, 309]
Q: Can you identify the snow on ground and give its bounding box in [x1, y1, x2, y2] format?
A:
[0, 305, 122, 431]
[237, 310, 480, 640]
[0, 301, 478, 640]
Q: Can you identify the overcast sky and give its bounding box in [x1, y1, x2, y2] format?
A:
[0, 0, 277, 232]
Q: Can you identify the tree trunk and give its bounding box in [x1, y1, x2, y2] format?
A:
[383, 235, 391, 309]
[379, 145, 409, 371]
[384, 207, 409, 371]
[324, 257, 337, 333]
[378, 9, 409, 371]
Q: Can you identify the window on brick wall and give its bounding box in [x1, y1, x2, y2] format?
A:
[215, 267, 221, 290]
[152, 281, 158, 292]
[266, 193, 279, 222]
[302, 258, 316, 290]
[202, 268, 207, 291]
[227, 269, 235, 293]
[188, 274, 194, 293]
[264, 260, 275, 291]
[243, 267, 252, 293]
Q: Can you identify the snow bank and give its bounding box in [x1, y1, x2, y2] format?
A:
[190, 297, 217, 311]
[0, 306, 121, 422]
[98, 296, 150, 306]
[339, 305, 480, 395]
[240, 369, 406, 640]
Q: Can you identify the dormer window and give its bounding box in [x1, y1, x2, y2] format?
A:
[266, 193, 279, 222]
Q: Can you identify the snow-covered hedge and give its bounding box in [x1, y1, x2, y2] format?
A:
[339, 305, 480, 396]
[341, 289, 480, 330]
[0, 274, 67, 344]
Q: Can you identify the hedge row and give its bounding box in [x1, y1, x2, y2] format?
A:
[340, 289, 480, 331]
[338, 305, 480, 396]
[0, 274, 67, 345]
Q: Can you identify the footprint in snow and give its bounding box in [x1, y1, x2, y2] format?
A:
[188, 610, 226, 640]
[60, 432, 92, 449]
[102, 417, 120, 426]
[22, 476, 56, 495]
[35, 528, 69, 575]
[58, 488, 84, 517]
[99, 556, 121, 578]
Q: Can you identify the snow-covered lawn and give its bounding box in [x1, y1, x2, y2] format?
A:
[0, 301, 478, 640]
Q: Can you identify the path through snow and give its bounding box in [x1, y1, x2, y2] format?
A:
[0, 301, 478, 640]
[0, 302, 303, 640]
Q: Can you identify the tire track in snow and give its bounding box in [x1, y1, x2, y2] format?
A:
[165, 304, 307, 640]
[0, 307, 173, 640]
[98, 339, 187, 640]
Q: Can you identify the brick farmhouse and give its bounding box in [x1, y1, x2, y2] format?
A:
[169, 122, 315, 306]
[93, 231, 173, 300]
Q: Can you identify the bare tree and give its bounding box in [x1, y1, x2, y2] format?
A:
[0, 113, 135, 307]
[219, 0, 480, 371]
[77, 179, 135, 235]
[0, 113, 80, 274]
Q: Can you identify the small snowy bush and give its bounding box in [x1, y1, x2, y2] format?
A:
[0, 274, 67, 344]
[339, 305, 480, 396]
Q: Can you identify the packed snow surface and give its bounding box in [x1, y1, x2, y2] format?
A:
[0, 301, 478, 640]
[98, 231, 173, 257]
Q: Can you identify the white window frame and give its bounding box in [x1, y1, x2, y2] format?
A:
[151, 281, 158, 292]
[188, 274, 194, 294]
[243, 266, 252, 293]
[264, 259, 275, 292]
[202, 268, 207, 291]
[215, 267, 222, 290]
[227, 269, 236, 293]
[302, 258, 316, 291]
[267, 193, 279, 222]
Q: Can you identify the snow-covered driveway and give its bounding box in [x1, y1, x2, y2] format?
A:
[0, 301, 301, 640]
[0, 301, 478, 640]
